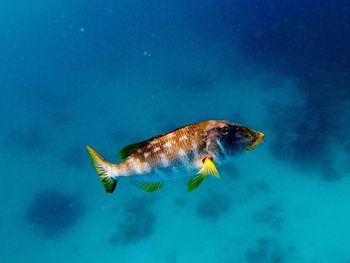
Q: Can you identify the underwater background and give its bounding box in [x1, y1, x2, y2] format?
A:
[1, 0, 350, 262]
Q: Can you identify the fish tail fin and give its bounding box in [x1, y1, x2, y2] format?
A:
[86, 146, 117, 194]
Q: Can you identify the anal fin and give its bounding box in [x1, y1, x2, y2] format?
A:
[137, 182, 163, 192]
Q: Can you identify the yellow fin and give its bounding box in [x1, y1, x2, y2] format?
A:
[187, 157, 220, 192]
[137, 182, 163, 192]
[86, 146, 117, 194]
[198, 157, 220, 179]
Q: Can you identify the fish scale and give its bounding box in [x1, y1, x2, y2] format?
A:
[132, 125, 202, 172]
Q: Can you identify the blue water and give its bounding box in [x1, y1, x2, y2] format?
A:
[1, 1, 350, 262]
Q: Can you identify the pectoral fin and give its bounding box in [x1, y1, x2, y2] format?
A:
[137, 182, 163, 192]
[198, 157, 220, 179]
[187, 157, 220, 192]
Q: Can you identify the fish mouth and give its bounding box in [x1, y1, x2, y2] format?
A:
[247, 132, 264, 151]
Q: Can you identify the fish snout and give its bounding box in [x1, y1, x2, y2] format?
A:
[247, 132, 264, 151]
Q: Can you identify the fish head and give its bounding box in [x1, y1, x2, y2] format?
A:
[204, 121, 264, 155]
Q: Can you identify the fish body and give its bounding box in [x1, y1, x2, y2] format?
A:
[87, 120, 264, 193]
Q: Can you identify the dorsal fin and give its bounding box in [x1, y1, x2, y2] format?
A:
[118, 124, 190, 161]
[118, 136, 159, 161]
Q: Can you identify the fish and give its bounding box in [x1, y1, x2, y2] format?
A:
[86, 120, 264, 194]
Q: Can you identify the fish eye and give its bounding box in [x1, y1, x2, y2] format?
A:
[219, 126, 229, 135]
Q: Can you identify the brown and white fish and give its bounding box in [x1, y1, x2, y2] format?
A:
[86, 120, 264, 194]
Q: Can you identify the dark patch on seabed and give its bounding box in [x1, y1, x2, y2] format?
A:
[6, 127, 50, 154]
[266, 100, 343, 181]
[109, 196, 157, 246]
[245, 181, 270, 199]
[174, 197, 187, 208]
[269, 95, 350, 182]
[219, 0, 350, 181]
[222, 163, 241, 181]
[320, 159, 342, 182]
[244, 237, 296, 263]
[196, 191, 231, 221]
[252, 202, 284, 231]
[266, 102, 330, 165]
[25, 190, 85, 239]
